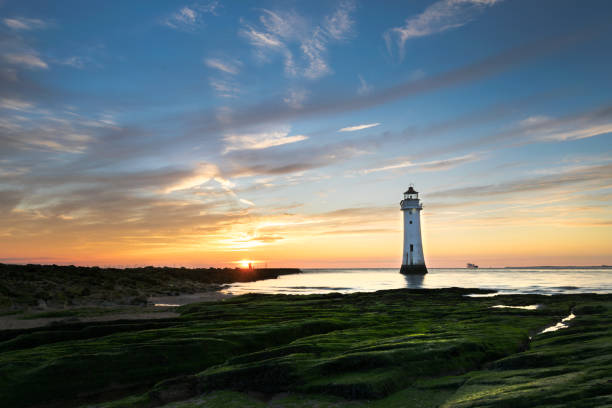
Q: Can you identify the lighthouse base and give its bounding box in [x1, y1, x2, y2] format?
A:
[400, 264, 428, 275]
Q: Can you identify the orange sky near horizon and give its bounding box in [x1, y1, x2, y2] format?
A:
[3, 196, 611, 268]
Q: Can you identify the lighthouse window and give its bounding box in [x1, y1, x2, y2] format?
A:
[410, 244, 414, 252]
[409, 221, 412, 224]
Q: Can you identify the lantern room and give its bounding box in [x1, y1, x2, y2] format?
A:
[403, 186, 419, 200]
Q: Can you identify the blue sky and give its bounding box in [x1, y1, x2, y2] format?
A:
[0, 0, 611, 267]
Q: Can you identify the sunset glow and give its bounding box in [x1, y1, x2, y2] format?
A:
[0, 1, 611, 268]
[238, 260, 254, 268]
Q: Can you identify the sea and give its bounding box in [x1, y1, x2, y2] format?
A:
[222, 268, 612, 296]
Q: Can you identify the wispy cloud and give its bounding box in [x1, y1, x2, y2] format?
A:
[520, 114, 612, 142]
[241, 26, 284, 48]
[4, 53, 48, 69]
[223, 128, 308, 153]
[204, 57, 241, 74]
[57, 56, 87, 69]
[243, 205, 397, 244]
[324, 0, 356, 40]
[357, 74, 372, 95]
[301, 27, 330, 79]
[163, 162, 231, 193]
[385, 0, 502, 59]
[240, 1, 356, 79]
[429, 163, 612, 198]
[0, 190, 23, 212]
[215, 203, 398, 251]
[165, 6, 197, 29]
[0, 98, 34, 111]
[24, 138, 90, 154]
[339, 123, 380, 132]
[0, 179, 246, 258]
[205, 57, 242, 97]
[284, 88, 309, 109]
[239, 11, 304, 77]
[163, 2, 219, 31]
[3, 17, 48, 30]
[240, 198, 255, 206]
[224, 138, 366, 177]
[209, 79, 240, 98]
[543, 123, 612, 141]
[0, 108, 118, 154]
[362, 153, 478, 174]
[425, 105, 612, 158]
[191, 31, 586, 135]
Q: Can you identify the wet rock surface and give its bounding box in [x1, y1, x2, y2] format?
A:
[0, 263, 299, 310]
[0, 288, 609, 407]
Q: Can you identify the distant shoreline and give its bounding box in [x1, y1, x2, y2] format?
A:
[501, 265, 611, 269]
[0, 263, 301, 330]
[302, 266, 612, 270]
[299, 266, 612, 271]
[0, 263, 301, 311]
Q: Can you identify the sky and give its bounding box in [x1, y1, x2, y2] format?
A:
[0, 0, 611, 268]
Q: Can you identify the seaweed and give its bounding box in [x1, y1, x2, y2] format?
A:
[0, 289, 609, 407]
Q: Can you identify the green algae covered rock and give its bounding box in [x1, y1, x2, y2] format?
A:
[0, 289, 610, 407]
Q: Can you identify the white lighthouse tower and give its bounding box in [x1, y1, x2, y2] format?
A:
[400, 186, 427, 274]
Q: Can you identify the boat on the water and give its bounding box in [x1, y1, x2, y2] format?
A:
[467, 263, 479, 269]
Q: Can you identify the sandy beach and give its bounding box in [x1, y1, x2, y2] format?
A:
[0, 290, 234, 331]
[147, 290, 233, 306]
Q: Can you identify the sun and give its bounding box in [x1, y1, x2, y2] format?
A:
[239, 260, 253, 268]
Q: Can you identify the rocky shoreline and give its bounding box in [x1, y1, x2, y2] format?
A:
[0, 288, 610, 407]
[0, 263, 299, 310]
[0, 291, 236, 331]
[0, 263, 300, 330]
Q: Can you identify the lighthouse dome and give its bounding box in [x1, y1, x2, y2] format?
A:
[403, 186, 419, 200]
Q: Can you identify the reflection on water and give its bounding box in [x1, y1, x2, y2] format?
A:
[223, 268, 612, 296]
[492, 304, 540, 310]
[403, 274, 425, 288]
[540, 312, 576, 334]
[465, 293, 500, 298]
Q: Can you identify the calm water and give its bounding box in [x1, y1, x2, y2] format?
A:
[223, 268, 612, 296]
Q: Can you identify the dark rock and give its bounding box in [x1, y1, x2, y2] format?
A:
[149, 375, 201, 404]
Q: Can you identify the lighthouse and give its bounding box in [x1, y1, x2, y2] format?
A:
[400, 186, 427, 274]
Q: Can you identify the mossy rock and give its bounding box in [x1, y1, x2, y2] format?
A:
[2, 290, 611, 408]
